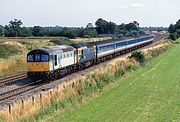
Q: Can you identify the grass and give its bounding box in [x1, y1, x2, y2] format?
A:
[20, 39, 180, 122]
[0, 44, 21, 59]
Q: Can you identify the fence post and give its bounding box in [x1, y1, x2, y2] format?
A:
[49, 90, 52, 97]
[21, 99, 24, 109]
[32, 96, 35, 107]
[72, 82, 75, 88]
[49, 90, 52, 104]
[8, 104, 12, 115]
[40, 93, 43, 108]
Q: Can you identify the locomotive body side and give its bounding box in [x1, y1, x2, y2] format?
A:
[71, 43, 95, 64]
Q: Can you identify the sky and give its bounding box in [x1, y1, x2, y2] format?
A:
[0, 0, 180, 27]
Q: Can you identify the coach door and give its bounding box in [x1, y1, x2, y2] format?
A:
[54, 55, 59, 70]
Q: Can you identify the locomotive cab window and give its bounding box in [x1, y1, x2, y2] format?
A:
[27, 55, 34, 62]
[41, 54, 49, 62]
[35, 54, 41, 61]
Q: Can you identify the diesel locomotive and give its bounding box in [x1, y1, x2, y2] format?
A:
[27, 35, 154, 81]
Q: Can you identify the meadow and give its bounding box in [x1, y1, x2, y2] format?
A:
[23, 39, 180, 122]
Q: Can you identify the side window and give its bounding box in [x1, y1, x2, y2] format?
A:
[28, 55, 34, 62]
[35, 54, 40, 61]
[54, 55, 57, 66]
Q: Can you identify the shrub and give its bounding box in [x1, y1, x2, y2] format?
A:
[83, 35, 91, 38]
[169, 33, 177, 41]
[116, 34, 124, 38]
[130, 51, 145, 65]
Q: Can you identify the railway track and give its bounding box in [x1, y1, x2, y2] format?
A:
[0, 73, 27, 86]
[0, 33, 167, 106]
[0, 81, 45, 105]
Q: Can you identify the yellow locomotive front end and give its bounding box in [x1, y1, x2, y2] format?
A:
[27, 49, 51, 81]
[27, 62, 50, 72]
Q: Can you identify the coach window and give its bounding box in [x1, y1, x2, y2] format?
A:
[35, 54, 40, 62]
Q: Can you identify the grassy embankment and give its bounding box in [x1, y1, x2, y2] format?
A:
[42, 39, 180, 122]
[0, 37, 109, 76]
[12, 39, 176, 122]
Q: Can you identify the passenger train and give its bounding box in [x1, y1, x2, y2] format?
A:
[27, 35, 154, 81]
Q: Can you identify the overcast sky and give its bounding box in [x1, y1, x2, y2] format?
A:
[0, 0, 180, 27]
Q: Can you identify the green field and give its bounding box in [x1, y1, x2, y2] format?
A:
[26, 40, 180, 122]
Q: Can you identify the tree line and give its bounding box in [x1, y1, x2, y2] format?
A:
[168, 19, 180, 40]
[0, 18, 144, 38]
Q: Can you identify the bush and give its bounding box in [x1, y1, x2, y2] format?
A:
[116, 34, 124, 38]
[83, 35, 91, 38]
[0, 44, 20, 59]
[130, 51, 145, 65]
[169, 33, 177, 40]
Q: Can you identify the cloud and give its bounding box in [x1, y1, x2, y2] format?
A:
[118, 3, 146, 9]
[118, 5, 129, 9]
[130, 3, 147, 8]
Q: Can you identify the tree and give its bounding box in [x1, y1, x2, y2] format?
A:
[95, 18, 118, 34]
[4, 19, 23, 37]
[32, 26, 43, 36]
[0, 25, 4, 36]
[125, 22, 139, 31]
[174, 19, 180, 30]
[60, 28, 77, 39]
[115, 24, 126, 35]
[168, 19, 180, 40]
[95, 18, 108, 34]
[168, 24, 175, 33]
[107, 22, 116, 34]
[80, 28, 98, 38]
[133, 21, 140, 27]
[19, 27, 32, 37]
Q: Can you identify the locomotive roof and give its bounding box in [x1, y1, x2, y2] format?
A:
[48, 45, 75, 52]
[70, 42, 94, 48]
[28, 45, 75, 55]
